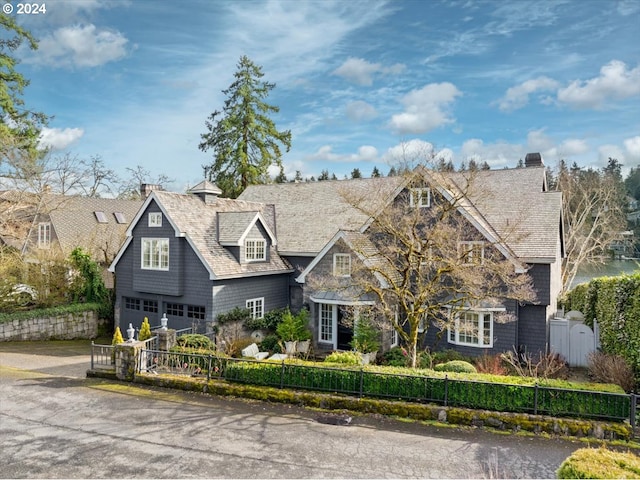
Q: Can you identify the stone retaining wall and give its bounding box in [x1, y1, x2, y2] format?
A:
[0, 311, 107, 341]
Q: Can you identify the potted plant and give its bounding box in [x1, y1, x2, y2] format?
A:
[276, 308, 311, 355]
[295, 309, 312, 355]
[350, 315, 380, 365]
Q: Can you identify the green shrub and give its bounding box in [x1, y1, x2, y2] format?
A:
[276, 308, 311, 342]
[382, 347, 409, 367]
[431, 349, 471, 365]
[244, 307, 288, 332]
[138, 317, 152, 341]
[112, 326, 124, 345]
[557, 447, 640, 479]
[434, 360, 477, 374]
[217, 307, 251, 325]
[324, 351, 361, 365]
[259, 334, 282, 354]
[417, 350, 433, 369]
[176, 334, 214, 350]
[349, 316, 380, 353]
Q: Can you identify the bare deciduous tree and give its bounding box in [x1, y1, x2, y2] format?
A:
[553, 161, 627, 294]
[309, 167, 536, 367]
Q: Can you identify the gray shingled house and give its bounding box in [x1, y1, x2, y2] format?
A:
[109, 181, 293, 333]
[0, 190, 142, 288]
[239, 159, 564, 357]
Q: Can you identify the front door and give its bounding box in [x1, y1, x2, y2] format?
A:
[337, 308, 353, 350]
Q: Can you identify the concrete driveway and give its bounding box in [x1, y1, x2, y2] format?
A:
[0, 340, 582, 479]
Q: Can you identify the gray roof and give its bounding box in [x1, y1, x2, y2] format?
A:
[47, 196, 143, 262]
[217, 211, 262, 245]
[239, 177, 404, 255]
[144, 191, 290, 279]
[0, 191, 142, 262]
[240, 167, 562, 262]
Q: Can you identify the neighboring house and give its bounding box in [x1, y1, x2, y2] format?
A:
[240, 158, 565, 357]
[0, 190, 142, 288]
[108, 181, 293, 333]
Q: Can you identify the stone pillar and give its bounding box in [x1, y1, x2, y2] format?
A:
[115, 341, 144, 381]
[157, 329, 177, 351]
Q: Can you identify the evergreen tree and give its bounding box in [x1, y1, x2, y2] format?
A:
[388, 166, 397, 177]
[139, 317, 152, 341]
[351, 168, 362, 179]
[331, 173, 338, 180]
[480, 161, 491, 170]
[274, 165, 287, 183]
[199, 56, 291, 198]
[293, 170, 303, 182]
[371, 166, 381, 178]
[318, 169, 330, 181]
[1, 14, 48, 158]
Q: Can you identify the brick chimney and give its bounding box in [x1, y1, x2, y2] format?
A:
[140, 183, 163, 198]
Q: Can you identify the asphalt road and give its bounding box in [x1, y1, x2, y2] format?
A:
[0, 341, 583, 479]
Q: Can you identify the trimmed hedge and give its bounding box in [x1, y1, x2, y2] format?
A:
[434, 360, 477, 373]
[557, 447, 640, 479]
[563, 273, 640, 388]
[221, 359, 631, 421]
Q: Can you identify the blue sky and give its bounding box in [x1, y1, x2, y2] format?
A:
[13, 0, 640, 192]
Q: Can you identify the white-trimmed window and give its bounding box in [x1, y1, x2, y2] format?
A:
[245, 239, 266, 261]
[410, 188, 430, 208]
[333, 253, 351, 277]
[37, 222, 51, 249]
[448, 311, 493, 348]
[141, 238, 169, 270]
[148, 212, 162, 227]
[246, 297, 264, 319]
[390, 307, 399, 347]
[319, 303, 336, 345]
[390, 327, 399, 348]
[458, 241, 485, 265]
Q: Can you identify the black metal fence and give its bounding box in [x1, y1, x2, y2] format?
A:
[132, 348, 637, 429]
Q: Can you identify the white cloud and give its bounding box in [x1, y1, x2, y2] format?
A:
[624, 136, 640, 159]
[345, 101, 378, 121]
[526, 129, 589, 161]
[389, 83, 461, 135]
[598, 144, 626, 165]
[28, 24, 129, 68]
[38, 127, 84, 150]
[497, 76, 559, 112]
[332, 57, 406, 86]
[617, 0, 640, 16]
[305, 144, 380, 164]
[460, 139, 523, 168]
[557, 60, 640, 109]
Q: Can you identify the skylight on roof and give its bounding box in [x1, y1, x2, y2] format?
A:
[114, 212, 126, 224]
[94, 211, 108, 223]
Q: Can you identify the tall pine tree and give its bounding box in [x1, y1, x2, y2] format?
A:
[199, 56, 291, 198]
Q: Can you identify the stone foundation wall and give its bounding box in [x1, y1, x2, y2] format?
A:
[0, 311, 107, 341]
